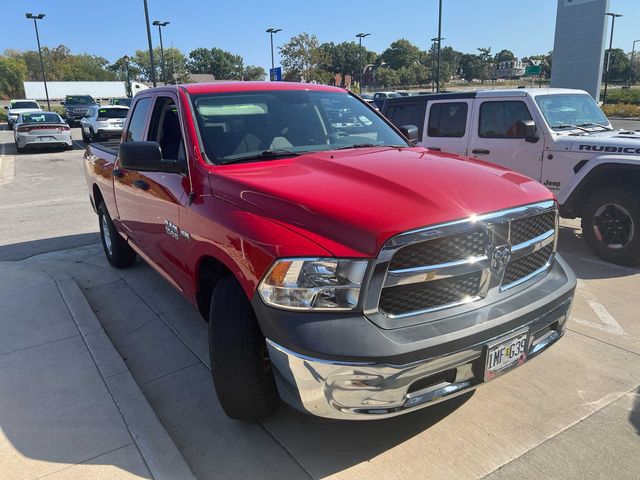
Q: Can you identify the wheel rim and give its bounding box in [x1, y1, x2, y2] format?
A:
[101, 214, 113, 255]
[593, 203, 635, 249]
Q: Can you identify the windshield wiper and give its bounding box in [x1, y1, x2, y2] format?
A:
[577, 122, 613, 131]
[219, 149, 304, 165]
[552, 124, 590, 133]
[335, 143, 407, 150]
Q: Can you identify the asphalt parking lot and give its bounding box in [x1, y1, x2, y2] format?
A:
[0, 123, 639, 479]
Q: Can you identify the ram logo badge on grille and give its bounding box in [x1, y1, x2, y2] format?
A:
[491, 245, 511, 274]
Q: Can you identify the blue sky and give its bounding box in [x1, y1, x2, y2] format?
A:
[5, 0, 640, 72]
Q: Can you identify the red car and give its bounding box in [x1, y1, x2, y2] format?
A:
[84, 82, 576, 420]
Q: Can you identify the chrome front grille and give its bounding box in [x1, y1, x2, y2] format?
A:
[373, 201, 557, 320]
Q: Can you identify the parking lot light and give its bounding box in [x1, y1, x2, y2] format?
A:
[266, 28, 282, 80]
[603, 12, 622, 105]
[153, 21, 170, 85]
[356, 33, 371, 94]
[436, 0, 443, 93]
[123, 55, 132, 97]
[25, 13, 50, 111]
[143, 0, 157, 87]
[630, 40, 640, 85]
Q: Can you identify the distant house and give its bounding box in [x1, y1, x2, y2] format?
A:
[495, 60, 525, 79]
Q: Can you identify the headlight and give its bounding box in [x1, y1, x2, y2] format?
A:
[258, 258, 369, 311]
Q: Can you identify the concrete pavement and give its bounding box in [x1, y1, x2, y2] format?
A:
[0, 260, 195, 480]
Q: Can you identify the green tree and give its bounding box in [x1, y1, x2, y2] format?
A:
[242, 65, 267, 81]
[0, 56, 27, 98]
[397, 66, 416, 86]
[319, 41, 367, 86]
[494, 49, 515, 63]
[603, 48, 630, 83]
[459, 54, 486, 82]
[108, 57, 142, 82]
[375, 67, 400, 88]
[187, 47, 244, 80]
[381, 39, 421, 70]
[279, 33, 325, 82]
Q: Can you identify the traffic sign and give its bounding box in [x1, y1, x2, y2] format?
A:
[270, 67, 282, 81]
[525, 65, 542, 77]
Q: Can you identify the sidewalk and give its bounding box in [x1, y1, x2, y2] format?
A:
[0, 261, 195, 480]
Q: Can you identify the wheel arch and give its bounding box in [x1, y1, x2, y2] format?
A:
[194, 254, 235, 320]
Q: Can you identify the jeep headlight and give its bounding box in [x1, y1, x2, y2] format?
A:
[258, 258, 369, 311]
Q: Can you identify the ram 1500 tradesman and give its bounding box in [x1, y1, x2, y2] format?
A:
[84, 82, 576, 420]
[383, 88, 640, 266]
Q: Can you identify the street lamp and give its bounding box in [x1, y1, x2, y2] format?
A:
[142, 0, 156, 87]
[602, 12, 622, 105]
[430, 37, 445, 92]
[153, 21, 170, 84]
[629, 39, 640, 85]
[123, 55, 132, 97]
[356, 33, 370, 94]
[25, 13, 50, 111]
[435, 0, 443, 93]
[266, 28, 282, 80]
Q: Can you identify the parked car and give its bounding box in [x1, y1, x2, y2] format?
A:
[14, 111, 72, 153]
[62, 94, 99, 126]
[84, 82, 576, 421]
[109, 97, 132, 107]
[382, 88, 640, 266]
[4, 99, 42, 129]
[373, 91, 401, 109]
[80, 106, 129, 142]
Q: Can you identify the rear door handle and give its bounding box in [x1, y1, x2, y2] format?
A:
[427, 147, 441, 151]
[113, 168, 126, 178]
[133, 180, 150, 191]
[472, 149, 491, 155]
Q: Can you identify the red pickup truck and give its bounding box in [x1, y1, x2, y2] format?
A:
[84, 82, 576, 420]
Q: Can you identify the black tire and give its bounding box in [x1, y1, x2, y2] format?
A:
[16, 145, 25, 154]
[81, 127, 89, 143]
[209, 276, 279, 420]
[581, 185, 640, 267]
[97, 202, 136, 269]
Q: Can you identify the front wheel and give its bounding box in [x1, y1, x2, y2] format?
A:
[208, 276, 279, 420]
[581, 186, 640, 267]
[97, 202, 136, 269]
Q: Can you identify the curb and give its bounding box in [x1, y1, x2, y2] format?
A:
[56, 275, 197, 480]
[0, 156, 15, 185]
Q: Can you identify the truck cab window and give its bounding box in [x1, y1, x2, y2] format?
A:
[125, 97, 152, 142]
[479, 101, 532, 138]
[147, 97, 186, 161]
[428, 102, 467, 138]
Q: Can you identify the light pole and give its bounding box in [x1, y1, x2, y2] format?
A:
[153, 21, 170, 84]
[25, 13, 50, 111]
[602, 12, 622, 105]
[629, 39, 640, 85]
[142, 0, 156, 87]
[266, 28, 282, 80]
[436, 0, 443, 93]
[356, 33, 370, 94]
[123, 55, 132, 97]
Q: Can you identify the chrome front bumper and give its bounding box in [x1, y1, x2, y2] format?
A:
[266, 297, 572, 420]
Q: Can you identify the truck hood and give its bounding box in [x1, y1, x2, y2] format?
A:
[209, 147, 554, 257]
[556, 129, 640, 154]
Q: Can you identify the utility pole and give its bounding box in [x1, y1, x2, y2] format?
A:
[602, 12, 622, 105]
[356, 33, 371, 94]
[266, 28, 282, 80]
[153, 20, 170, 84]
[123, 55, 132, 97]
[143, 0, 156, 87]
[629, 39, 640, 85]
[436, 0, 443, 93]
[26, 13, 50, 111]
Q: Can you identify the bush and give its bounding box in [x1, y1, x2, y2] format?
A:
[601, 88, 640, 105]
[602, 103, 640, 118]
[0, 109, 6, 122]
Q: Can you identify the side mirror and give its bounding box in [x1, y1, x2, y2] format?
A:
[118, 141, 184, 174]
[60, 101, 65, 105]
[516, 120, 539, 143]
[399, 124, 419, 145]
[3, 106, 7, 110]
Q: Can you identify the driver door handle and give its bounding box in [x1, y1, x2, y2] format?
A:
[113, 168, 126, 178]
[472, 148, 491, 155]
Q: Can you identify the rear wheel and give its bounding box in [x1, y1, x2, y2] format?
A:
[16, 145, 25, 154]
[97, 202, 136, 269]
[208, 276, 279, 420]
[581, 186, 640, 267]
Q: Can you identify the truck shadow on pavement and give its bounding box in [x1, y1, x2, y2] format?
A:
[632, 388, 640, 437]
[0, 232, 99, 261]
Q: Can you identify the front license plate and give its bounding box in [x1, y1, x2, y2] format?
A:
[484, 330, 528, 381]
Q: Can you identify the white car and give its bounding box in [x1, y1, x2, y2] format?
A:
[80, 106, 129, 142]
[14, 111, 72, 153]
[4, 99, 42, 129]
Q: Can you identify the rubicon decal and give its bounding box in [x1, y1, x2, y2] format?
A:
[579, 145, 640, 154]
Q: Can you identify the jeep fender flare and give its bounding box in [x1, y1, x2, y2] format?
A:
[559, 155, 640, 217]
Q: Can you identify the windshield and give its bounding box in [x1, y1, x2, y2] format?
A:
[98, 108, 128, 119]
[11, 101, 39, 109]
[191, 90, 408, 164]
[66, 95, 94, 105]
[535, 94, 610, 129]
[112, 98, 132, 107]
[20, 113, 62, 124]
